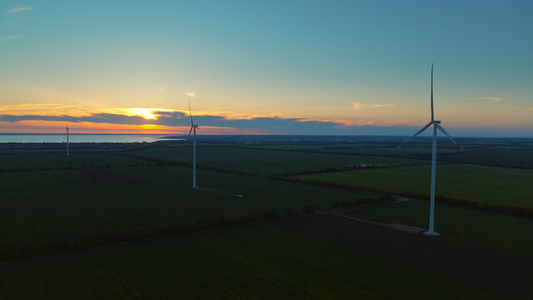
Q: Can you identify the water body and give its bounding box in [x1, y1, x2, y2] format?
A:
[0, 134, 183, 143]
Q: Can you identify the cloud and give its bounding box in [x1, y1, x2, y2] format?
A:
[0, 35, 22, 41]
[0, 108, 403, 135]
[186, 91, 197, 98]
[369, 104, 397, 108]
[0, 103, 78, 111]
[352, 102, 396, 110]
[3, 105, 464, 136]
[470, 97, 502, 103]
[7, 7, 33, 14]
[0, 110, 187, 126]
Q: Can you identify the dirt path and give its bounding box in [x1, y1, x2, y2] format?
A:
[277, 214, 533, 298]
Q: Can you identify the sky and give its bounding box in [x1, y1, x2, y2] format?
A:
[1, 0, 532, 137]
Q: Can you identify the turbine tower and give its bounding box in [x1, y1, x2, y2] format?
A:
[65, 122, 70, 156]
[398, 64, 465, 236]
[187, 98, 199, 189]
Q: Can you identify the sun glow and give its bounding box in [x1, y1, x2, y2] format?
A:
[104, 108, 175, 120]
[131, 108, 157, 120]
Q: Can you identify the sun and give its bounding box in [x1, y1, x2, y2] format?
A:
[131, 108, 157, 120]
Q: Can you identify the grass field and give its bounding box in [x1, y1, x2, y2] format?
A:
[0, 152, 143, 171]
[0, 223, 513, 299]
[0, 167, 278, 246]
[293, 164, 533, 209]
[0, 138, 530, 298]
[0, 165, 377, 246]
[346, 200, 533, 257]
[440, 149, 533, 168]
[132, 146, 431, 175]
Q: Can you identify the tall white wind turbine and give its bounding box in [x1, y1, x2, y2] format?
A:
[398, 64, 465, 236]
[65, 122, 70, 156]
[187, 98, 199, 189]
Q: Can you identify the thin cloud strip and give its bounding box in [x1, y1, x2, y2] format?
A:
[470, 97, 502, 103]
[0, 35, 22, 41]
[370, 104, 397, 108]
[352, 102, 397, 110]
[7, 7, 33, 14]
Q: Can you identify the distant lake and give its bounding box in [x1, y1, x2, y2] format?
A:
[0, 134, 184, 143]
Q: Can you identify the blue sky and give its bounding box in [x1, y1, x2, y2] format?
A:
[1, 1, 532, 136]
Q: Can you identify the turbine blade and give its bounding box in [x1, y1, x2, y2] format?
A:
[188, 97, 194, 126]
[431, 64, 434, 122]
[398, 122, 432, 148]
[183, 126, 194, 146]
[435, 123, 466, 152]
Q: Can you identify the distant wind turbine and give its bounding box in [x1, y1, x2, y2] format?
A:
[187, 97, 199, 189]
[65, 122, 70, 156]
[398, 64, 465, 236]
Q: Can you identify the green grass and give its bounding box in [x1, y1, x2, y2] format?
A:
[0, 152, 143, 171]
[294, 164, 533, 209]
[346, 200, 533, 257]
[132, 146, 430, 175]
[0, 165, 378, 246]
[0, 167, 281, 246]
[242, 143, 462, 156]
[0, 223, 513, 299]
[440, 149, 533, 168]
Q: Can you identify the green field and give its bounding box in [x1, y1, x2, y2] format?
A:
[0, 137, 531, 298]
[0, 165, 377, 246]
[0, 152, 144, 171]
[0, 167, 275, 246]
[132, 146, 431, 175]
[0, 224, 512, 299]
[293, 164, 533, 209]
[347, 200, 533, 257]
[440, 149, 533, 168]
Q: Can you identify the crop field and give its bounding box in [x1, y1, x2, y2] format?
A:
[240, 138, 533, 168]
[0, 164, 378, 247]
[440, 149, 533, 168]
[0, 167, 276, 246]
[346, 200, 533, 257]
[0, 136, 531, 298]
[293, 164, 533, 209]
[0, 152, 144, 171]
[0, 223, 512, 299]
[131, 146, 431, 175]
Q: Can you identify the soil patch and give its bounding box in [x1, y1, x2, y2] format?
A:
[277, 214, 533, 298]
[77, 169, 146, 185]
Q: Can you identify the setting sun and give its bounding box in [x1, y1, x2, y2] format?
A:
[131, 108, 158, 120]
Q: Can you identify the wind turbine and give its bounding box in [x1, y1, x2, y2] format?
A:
[65, 122, 70, 156]
[398, 64, 465, 236]
[186, 97, 199, 189]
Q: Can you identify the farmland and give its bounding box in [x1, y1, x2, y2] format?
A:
[346, 200, 533, 257]
[129, 145, 431, 176]
[293, 163, 533, 209]
[0, 165, 379, 247]
[0, 135, 531, 298]
[0, 224, 513, 299]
